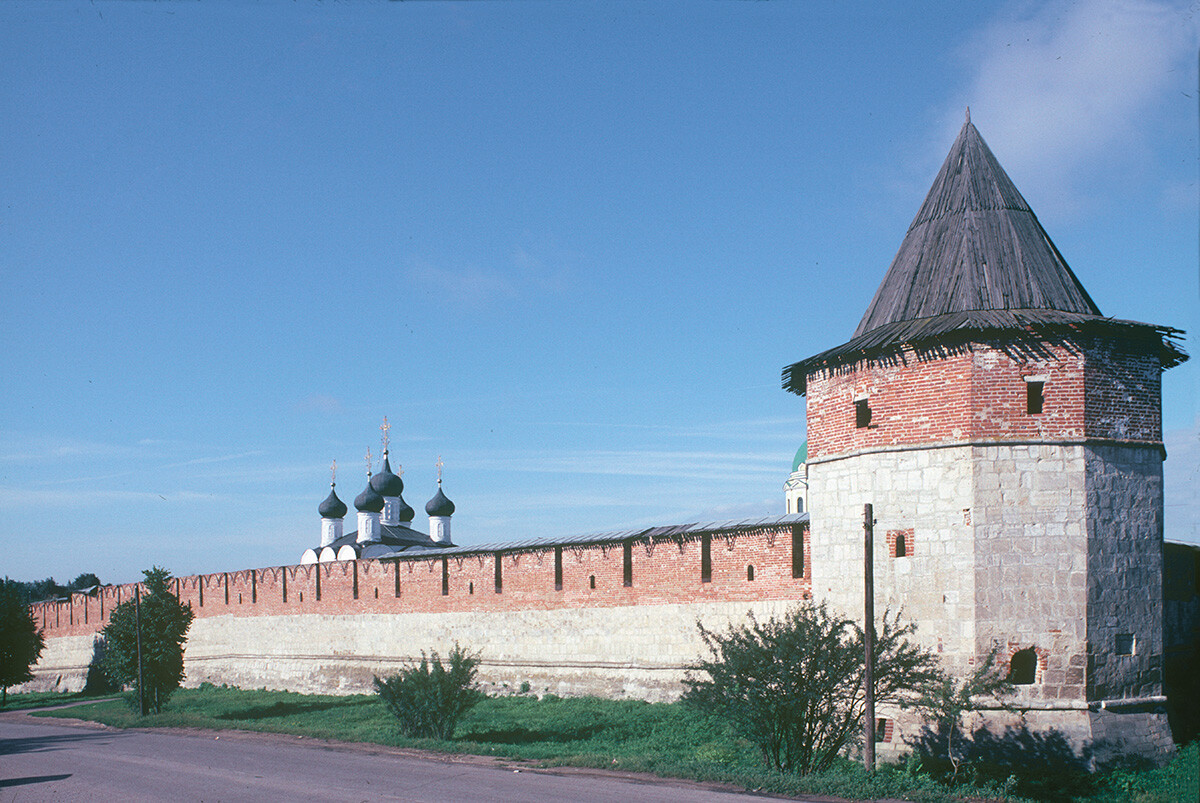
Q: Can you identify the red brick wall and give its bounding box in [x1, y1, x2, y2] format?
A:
[32, 524, 811, 639]
[805, 337, 1161, 460]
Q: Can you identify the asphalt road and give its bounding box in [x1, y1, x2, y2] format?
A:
[0, 712, 800, 802]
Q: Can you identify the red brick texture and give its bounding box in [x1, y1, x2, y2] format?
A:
[886, 528, 914, 559]
[805, 336, 1162, 460]
[32, 524, 811, 640]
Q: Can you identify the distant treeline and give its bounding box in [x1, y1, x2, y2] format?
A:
[5, 573, 102, 605]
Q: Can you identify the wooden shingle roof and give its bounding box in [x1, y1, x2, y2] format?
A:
[854, 116, 1100, 335]
[783, 114, 1187, 396]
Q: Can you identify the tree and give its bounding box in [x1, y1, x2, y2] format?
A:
[683, 603, 941, 775]
[68, 573, 101, 591]
[914, 648, 1013, 782]
[101, 567, 194, 714]
[373, 644, 482, 740]
[0, 578, 46, 706]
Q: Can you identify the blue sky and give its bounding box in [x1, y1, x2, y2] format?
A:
[2, 1, 1197, 585]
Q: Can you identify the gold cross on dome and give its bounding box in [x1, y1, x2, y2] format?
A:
[364, 447, 373, 476]
[436, 455, 444, 484]
[396, 464, 404, 479]
[330, 460, 337, 484]
[380, 416, 391, 453]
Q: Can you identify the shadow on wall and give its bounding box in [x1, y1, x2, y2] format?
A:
[82, 637, 118, 696]
[910, 724, 1154, 802]
[1165, 646, 1200, 744]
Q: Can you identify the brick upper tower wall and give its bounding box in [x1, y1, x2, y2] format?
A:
[805, 337, 1162, 461]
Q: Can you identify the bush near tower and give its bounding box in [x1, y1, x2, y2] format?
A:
[683, 603, 942, 776]
[101, 567, 194, 714]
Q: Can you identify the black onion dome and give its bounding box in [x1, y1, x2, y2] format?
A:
[355, 480, 385, 513]
[396, 497, 415, 523]
[370, 455, 405, 496]
[318, 485, 347, 519]
[425, 486, 455, 517]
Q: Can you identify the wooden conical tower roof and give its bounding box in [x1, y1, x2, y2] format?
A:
[854, 114, 1100, 336]
[783, 114, 1186, 396]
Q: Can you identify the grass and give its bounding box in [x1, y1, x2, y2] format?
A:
[0, 690, 116, 711]
[24, 685, 1199, 803]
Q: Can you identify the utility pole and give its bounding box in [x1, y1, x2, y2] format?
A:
[863, 503, 875, 772]
[135, 585, 146, 716]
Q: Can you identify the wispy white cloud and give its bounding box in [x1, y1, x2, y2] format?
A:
[0, 434, 150, 464]
[0, 487, 230, 510]
[408, 234, 580, 306]
[294, 394, 344, 414]
[409, 258, 518, 306]
[461, 448, 787, 482]
[944, 0, 1196, 215]
[161, 450, 266, 469]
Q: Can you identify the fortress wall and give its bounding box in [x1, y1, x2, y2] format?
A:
[22, 523, 811, 697]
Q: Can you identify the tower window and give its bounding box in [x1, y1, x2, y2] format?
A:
[1008, 647, 1037, 685]
[1115, 633, 1135, 655]
[1026, 380, 1045, 415]
[855, 398, 872, 428]
[895, 533, 907, 558]
[875, 718, 892, 743]
[746, 565, 755, 581]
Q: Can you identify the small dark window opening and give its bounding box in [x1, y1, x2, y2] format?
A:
[895, 533, 907, 558]
[554, 546, 563, 591]
[589, 574, 596, 589]
[1115, 633, 1135, 655]
[494, 553, 503, 594]
[469, 581, 474, 595]
[441, 557, 449, 596]
[855, 398, 872, 428]
[701, 534, 712, 583]
[1008, 647, 1037, 685]
[374, 587, 378, 599]
[791, 525, 805, 578]
[1027, 381, 1044, 415]
[875, 718, 888, 743]
[747, 565, 755, 581]
[623, 541, 633, 587]
[299, 591, 303, 602]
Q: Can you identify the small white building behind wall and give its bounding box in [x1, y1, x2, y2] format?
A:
[784, 442, 808, 515]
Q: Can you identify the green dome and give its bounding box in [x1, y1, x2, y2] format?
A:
[792, 442, 807, 472]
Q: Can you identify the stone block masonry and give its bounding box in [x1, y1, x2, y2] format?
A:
[803, 334, 1174, 766]
[22, 522, 811, 699]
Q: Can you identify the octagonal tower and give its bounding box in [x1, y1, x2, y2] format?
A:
[783, 115, 1187, 764]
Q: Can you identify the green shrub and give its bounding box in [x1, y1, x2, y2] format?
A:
[683, 603, 941, 776]
[373, 644, 482, 740]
